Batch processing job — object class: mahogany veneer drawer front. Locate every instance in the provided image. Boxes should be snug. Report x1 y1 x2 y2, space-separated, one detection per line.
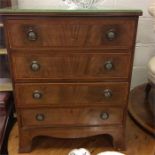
12 52 131 81
6 17 137 49
20 107 123 127
1 10 142 152
15 82 129 107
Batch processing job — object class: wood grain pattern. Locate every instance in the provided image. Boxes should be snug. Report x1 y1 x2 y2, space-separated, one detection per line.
2 11 141 152
6 17 137 49
11 52 131 81
20 107 123 127
15 82 129 107
16 121 126 152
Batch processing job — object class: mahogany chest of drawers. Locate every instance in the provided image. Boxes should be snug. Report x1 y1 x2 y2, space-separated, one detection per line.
1 10 142 152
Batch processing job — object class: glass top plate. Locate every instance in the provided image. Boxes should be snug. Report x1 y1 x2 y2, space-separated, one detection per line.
0 0 142 12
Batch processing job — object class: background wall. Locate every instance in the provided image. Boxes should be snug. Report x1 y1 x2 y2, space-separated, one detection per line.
12 0 155 89
114 0 155 88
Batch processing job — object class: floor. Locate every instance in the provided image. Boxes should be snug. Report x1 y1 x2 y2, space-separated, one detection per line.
8 114 155 155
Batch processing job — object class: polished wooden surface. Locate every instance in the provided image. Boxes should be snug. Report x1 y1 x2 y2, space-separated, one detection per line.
128 84 155 136
15 82 128 107
12 52 131 81
20 107 123 127
8 116 155 155
2 12 141 152
6 17 136 49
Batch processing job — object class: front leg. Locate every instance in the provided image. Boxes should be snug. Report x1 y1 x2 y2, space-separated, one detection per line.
111 130 126 151
18 129 33 153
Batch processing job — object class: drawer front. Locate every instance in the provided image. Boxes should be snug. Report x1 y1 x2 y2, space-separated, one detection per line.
15 82 129 107
6 17 136 49
20 107 124 127
12 52 131 81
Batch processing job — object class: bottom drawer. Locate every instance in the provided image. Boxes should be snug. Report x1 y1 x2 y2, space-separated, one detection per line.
20 107 124 127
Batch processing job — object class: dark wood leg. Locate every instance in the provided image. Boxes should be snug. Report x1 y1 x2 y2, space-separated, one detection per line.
111 130 126 151
18 129 33 153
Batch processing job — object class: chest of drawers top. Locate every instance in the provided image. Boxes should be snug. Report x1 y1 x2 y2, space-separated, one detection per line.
1 10 142 83
6 17 136 49
1 10 142 50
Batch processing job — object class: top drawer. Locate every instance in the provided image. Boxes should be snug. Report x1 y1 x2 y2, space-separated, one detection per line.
5 17 137 49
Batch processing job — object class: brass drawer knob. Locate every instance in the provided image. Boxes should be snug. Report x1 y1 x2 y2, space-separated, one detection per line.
104 61 113 70
31 61 40 71
33 90 42 99
106 29 117 40
103 89 112 98
100 112 109 120
36 114 45 121
27 28 38 41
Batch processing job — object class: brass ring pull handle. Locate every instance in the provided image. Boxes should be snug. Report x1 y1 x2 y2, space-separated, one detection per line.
27 27 38 41
31 61 40 71
104 61 113 71
103 89 112 98
33 90 42 99
100 112 109 120
106 29 117 40
36 114 45 121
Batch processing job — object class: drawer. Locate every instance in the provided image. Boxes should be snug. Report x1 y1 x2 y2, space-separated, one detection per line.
12 52 131 81
6 17 137 49
20 107 124 127
15 82 129 107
